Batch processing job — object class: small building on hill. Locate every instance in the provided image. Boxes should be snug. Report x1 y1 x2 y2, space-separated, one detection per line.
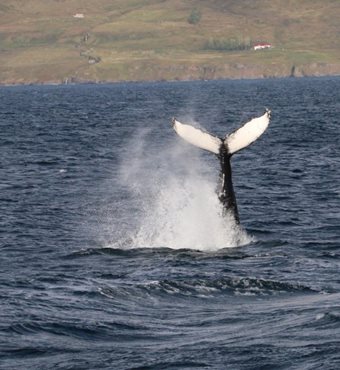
253 43 272 50
73 13 85 19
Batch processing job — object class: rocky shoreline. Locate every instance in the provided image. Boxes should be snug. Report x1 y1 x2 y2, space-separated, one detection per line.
1 62 339 87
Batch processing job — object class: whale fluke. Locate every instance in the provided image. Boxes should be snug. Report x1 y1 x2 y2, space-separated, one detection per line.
171 118 222 154
226 109 270 155
172 110 270 156
171 110 271 224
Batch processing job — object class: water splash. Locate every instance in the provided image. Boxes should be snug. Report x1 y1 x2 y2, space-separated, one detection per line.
115 126 252 251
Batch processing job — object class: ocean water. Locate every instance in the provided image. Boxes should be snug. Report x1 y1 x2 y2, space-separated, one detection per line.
1 77 339 369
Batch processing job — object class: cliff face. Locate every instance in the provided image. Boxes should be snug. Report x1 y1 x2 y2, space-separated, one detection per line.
133 62 340 82
2 61 339 86
0 0 339 85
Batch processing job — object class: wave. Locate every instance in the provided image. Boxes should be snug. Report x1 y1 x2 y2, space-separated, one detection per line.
314 311 340 325
63 244 253 260
145 277 315 296
4 320 147 340
93 277 316 301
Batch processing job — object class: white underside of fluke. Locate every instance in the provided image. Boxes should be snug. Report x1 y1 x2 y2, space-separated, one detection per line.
172 119 221 154
172 110 270 155
226 110 271 154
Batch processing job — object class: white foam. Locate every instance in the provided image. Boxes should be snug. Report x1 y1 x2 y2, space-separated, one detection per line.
131 174 250 250
115 128 252 252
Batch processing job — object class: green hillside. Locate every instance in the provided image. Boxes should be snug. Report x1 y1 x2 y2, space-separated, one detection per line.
0 0 339 84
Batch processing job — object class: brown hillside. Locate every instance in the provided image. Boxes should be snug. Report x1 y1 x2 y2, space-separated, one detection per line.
0 0 339 84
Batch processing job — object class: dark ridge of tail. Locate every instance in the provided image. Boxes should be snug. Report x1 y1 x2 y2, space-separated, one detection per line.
217 149 240 224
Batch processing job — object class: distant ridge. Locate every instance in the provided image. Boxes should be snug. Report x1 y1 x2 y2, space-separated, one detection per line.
0 0 339 85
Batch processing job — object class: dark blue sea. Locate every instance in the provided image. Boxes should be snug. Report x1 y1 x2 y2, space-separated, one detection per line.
1 77 340 370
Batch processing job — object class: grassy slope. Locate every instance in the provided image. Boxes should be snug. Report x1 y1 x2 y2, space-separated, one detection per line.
0 0 339 84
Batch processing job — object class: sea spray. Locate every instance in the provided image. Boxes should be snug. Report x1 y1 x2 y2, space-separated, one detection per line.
112 123 252 251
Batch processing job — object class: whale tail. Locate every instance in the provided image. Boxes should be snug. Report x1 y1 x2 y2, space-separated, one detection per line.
171 109 271 156
171 110 271 224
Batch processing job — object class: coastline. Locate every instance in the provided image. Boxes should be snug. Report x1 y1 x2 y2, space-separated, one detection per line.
1 65 339 88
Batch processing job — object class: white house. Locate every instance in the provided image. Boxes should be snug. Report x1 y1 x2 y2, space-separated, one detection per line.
73 13 85 19
253 43 272 50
